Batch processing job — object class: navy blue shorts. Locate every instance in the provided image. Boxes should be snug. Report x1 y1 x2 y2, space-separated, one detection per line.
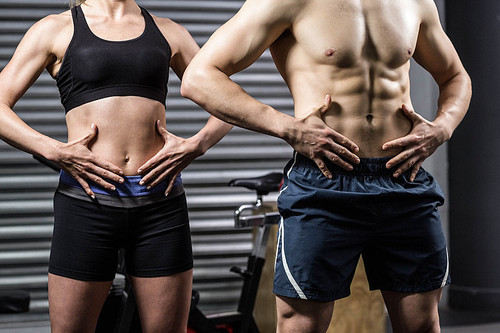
273 153 450 302
49 171 193 281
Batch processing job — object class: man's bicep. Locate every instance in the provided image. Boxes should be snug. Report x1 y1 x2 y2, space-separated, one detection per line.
413 3 464 85
196 1 290 75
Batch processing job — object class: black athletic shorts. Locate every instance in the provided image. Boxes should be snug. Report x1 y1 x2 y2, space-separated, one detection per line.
274 152 449 302
49 172 193 281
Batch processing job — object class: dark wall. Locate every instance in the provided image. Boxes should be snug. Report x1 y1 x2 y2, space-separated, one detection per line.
447 0 500 310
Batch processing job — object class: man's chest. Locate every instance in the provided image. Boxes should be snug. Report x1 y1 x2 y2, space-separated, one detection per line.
291 0 421 68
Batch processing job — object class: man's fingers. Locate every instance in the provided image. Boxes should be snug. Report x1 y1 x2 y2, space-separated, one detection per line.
401 104 414 117
401 104 425 124
304 94 332 119
409 161 423 182
319 95 332 116
315 151 355 176
333 144 360 164
324 152 355 171
385 149 414 170
382 138 404 151
390 155 420 178
385 150 415 169
313 158 332 179
329 130 359 153
382 134 419 151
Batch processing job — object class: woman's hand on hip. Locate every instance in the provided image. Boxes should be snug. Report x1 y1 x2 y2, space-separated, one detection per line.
137 120 204 195
55 124 124 199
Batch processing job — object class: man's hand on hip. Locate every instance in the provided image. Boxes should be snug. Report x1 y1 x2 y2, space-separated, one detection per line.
383 104 449 181
288 95 360 179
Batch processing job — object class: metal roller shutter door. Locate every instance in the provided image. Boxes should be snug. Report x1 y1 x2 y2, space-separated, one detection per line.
0 0 293 323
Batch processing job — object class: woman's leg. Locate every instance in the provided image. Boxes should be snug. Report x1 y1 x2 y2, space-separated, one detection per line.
129 269 193 333
48 273 113 333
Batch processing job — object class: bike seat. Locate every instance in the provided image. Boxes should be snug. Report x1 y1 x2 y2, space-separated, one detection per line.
229 172 283 195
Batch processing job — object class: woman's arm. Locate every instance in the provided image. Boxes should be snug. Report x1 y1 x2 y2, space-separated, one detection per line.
0 13 123 198
138 17 233 194
168 20 234 153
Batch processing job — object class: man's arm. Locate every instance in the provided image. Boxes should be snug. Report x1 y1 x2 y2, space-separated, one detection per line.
138 17 233 194
182 0 360 177
383 0 472 180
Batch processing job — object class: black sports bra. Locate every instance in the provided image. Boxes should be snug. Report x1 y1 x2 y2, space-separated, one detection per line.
56 5 171 113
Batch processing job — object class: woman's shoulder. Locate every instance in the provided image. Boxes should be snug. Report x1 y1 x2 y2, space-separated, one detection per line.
32 10 73 35
149 13 195 52
150 14 189 35
16 10 72 54
23 11 74 75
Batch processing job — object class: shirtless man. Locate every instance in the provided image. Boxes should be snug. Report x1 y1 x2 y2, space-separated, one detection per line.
181 0 471 332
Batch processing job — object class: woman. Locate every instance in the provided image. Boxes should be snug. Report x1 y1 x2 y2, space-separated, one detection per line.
0 0 232 332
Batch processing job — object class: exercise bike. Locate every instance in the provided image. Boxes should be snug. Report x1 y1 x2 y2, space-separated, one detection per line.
187 172 282 333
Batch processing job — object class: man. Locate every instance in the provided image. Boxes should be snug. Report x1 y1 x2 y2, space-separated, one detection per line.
181 0 471 332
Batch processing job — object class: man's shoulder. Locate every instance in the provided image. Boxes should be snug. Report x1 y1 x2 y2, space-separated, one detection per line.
246 0 306 12
242 0 306 22
410 0 440 21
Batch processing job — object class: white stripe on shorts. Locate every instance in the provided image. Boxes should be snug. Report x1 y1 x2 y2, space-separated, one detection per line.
441 247 449 288
278 151 298 197
279 216 307 299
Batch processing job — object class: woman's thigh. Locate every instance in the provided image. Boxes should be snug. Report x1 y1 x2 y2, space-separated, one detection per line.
48 273 113 333
129 269 193 333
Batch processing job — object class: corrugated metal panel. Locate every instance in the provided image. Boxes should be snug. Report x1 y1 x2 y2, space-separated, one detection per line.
0 0 292 322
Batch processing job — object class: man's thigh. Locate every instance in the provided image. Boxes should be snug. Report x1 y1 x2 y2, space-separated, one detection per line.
382 289 443 333
362 169 449 294
276 295 334 333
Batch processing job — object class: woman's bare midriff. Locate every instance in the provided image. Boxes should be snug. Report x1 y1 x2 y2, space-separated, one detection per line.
65 96 166 175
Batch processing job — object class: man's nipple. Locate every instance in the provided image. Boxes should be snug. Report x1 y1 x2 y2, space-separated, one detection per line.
325 48 336 57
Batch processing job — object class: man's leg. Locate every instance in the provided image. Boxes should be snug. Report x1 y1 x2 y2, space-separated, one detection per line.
276 295 334 333
382 288 443 333
129 269 193 333
48 273 113 333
